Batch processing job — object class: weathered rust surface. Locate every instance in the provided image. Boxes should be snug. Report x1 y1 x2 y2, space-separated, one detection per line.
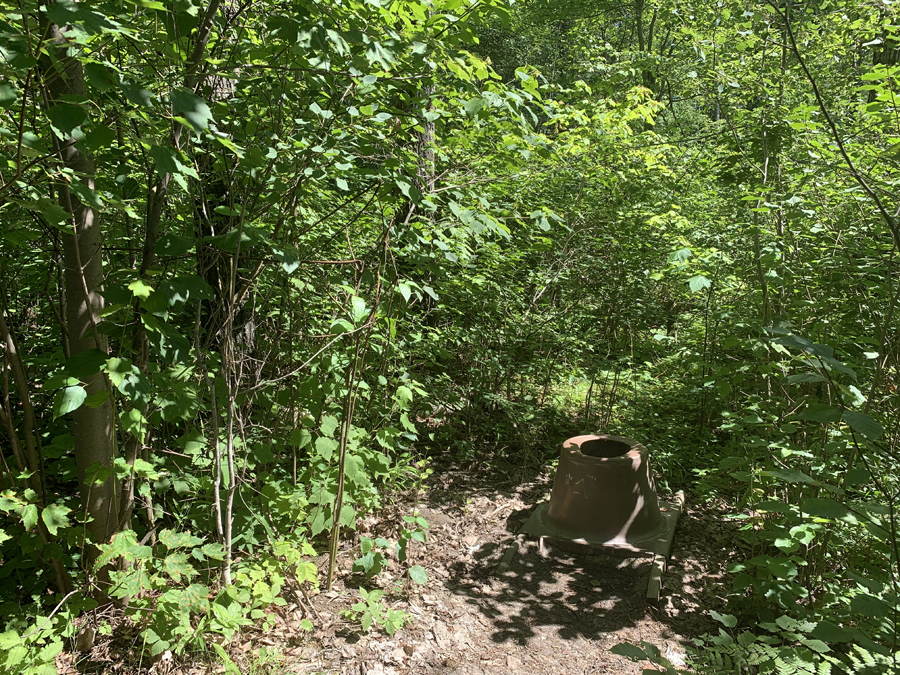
519 435 684 599
544 435 664 545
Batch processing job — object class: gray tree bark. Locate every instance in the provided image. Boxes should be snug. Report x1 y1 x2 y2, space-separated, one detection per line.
41 21 119 575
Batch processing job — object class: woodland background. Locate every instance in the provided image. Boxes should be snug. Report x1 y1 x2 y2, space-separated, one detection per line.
0 0 898 672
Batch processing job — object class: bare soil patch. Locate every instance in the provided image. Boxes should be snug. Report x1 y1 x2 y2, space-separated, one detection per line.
295 459 739 675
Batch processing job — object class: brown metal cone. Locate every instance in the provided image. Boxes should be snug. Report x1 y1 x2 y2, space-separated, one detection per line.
544 435 665 546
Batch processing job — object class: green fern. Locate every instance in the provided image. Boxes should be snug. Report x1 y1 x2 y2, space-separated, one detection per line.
834 643 897 675
689 636 899 675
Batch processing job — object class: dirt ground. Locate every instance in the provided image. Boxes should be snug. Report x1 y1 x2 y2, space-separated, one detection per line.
60 458 740 675
284 460 739 675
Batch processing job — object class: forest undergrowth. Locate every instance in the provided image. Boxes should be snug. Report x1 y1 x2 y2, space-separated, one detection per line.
1 0 899 673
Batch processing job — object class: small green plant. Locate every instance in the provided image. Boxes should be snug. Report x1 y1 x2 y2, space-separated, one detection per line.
610 641 689 674
0 596 89 675
353 537 391 580
686 611 898 675
341 588 409 635
95 531 319 657
399 514 429 586
352 513 429 586
212 643 242 675
397 514 428 564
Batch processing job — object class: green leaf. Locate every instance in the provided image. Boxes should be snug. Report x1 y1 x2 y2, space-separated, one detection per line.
802 498 854 522
800 638 830 654
610 642 648 661
396 385 413 404
785 373 825 384
0 493 22 513
170 88 213 131
810 621 855 643
710 610 737 628
79 124 116 152
162 551 196 582
339 503 356 527
47 104 87 135
465 97 486 118
314 437 337 462
159 528 204 549
94 530 151 569
408 564 428 585
770 334 835 359
84 62 117 91
845 467 870 485
154 233 195 257
289 428 312 448
851 593 891 617
688 275 711 293
53 385 87 418
344 453 368 486
330 318 354 334
46 0 120 34
117 370 152 406
763 469 815 484
200 543 225 560
179 584 211 612
320 415 339 438
119 81 154 107
109 568 145 599
842 411 884 440
400 412 416 432
22 503 38 531
271 245 300 273
28 198 71 225
397 283 412 303
0 83 18 107
350 296 367 323
66 348 108 379
144 275 213 313
0 630 21 650
133 457 158 479
669 248 692 263
797 404 841 424
120 408 148 442
83 390 110 408
46 370 79 390
128 279 154 300
41 504 71 536
150 145 198 180
353 550 383 578
105 357 136 388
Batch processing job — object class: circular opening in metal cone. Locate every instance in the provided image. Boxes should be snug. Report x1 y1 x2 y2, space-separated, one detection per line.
579 438 631 458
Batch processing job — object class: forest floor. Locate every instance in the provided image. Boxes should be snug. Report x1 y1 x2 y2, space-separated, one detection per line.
61 456 741 675
242 455 739 675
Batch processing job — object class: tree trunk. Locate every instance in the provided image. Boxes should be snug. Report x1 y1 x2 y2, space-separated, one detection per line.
41 21 119 575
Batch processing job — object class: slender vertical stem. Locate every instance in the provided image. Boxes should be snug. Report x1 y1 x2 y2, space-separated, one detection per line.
326 331 364 590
